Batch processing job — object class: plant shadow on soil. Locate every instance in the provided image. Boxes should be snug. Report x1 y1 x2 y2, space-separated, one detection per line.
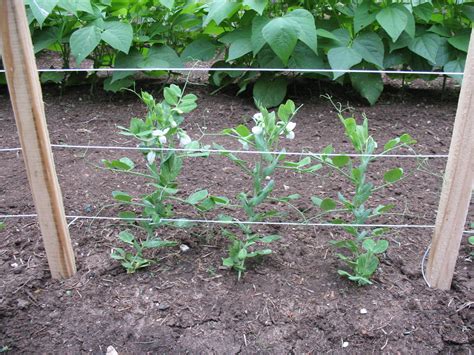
0 78 472 353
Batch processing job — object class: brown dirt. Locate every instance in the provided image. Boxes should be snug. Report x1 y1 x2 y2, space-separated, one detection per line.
0 79 472 353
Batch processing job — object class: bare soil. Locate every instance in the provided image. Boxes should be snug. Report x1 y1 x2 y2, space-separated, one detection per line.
0 79 472 353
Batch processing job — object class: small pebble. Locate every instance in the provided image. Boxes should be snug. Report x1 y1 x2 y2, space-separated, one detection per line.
10 262 18 268
158 304 170 311
342 341 349 348
360 308 368 314
106 345 118 355
180 244 190 252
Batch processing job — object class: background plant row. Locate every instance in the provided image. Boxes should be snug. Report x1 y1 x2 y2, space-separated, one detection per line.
11 0 474 105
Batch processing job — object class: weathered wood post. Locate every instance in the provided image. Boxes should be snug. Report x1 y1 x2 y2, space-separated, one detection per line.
426 29 474 290
0 0 76 278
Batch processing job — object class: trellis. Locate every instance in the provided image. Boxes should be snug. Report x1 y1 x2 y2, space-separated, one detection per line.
0 1 472 289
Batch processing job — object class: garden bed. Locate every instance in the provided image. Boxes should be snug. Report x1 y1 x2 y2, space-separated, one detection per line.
0 81 472 353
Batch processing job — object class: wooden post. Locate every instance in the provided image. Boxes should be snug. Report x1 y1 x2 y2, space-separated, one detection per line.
426 29 474 290
0 1 76 278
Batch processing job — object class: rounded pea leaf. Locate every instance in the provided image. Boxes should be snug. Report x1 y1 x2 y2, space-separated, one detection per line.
187 189 209 205
320 198 337 211
383 167 404 183
332 155 350 168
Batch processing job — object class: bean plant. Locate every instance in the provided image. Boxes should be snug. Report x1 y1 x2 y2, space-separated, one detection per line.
104 84 216 272
311 97 416 285
216 100 320 279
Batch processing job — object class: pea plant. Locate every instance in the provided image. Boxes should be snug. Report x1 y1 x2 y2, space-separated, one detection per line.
216 100 320 279
311 97 416 285
104 84 213 272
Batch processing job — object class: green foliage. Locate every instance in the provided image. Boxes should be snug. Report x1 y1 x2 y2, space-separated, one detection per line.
311 96 416 285
111 231 177 273
0 221 4 230
25 1 471 104
104 84 210 272
217 100 318 279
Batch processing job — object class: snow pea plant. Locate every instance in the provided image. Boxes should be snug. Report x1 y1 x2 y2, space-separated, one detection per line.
104 85 212 273
311 97 416 285
216 100 320 279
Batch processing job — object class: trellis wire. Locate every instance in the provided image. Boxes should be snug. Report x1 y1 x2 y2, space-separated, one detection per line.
0 67 465 76
1 213 473 234
0 144 450 159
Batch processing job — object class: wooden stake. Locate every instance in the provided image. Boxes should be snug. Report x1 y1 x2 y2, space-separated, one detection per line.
0 1 76 278
426 30 474 290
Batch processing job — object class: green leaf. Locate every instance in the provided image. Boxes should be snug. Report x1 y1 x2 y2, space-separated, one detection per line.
187 189 209 205
251 16 271 55
383 167 404 183
57 0 94 14
253 77 287 108
353 1 376 33
112 191 132 202
142 239 177 248
221 29 253 61
332 155 350 168
70 25 102 64
40 72 65 84
352 32 384 68
408 33 442 64
243 0 267 15
284 9 318 55
262 18 298 65
103 157 135 171
373 240 389 254
101 21 133 54
413 2 433 22
288 42 325 70
350 72 384 105
181 38 217 61
327 47 362 79
26 0 58 26
461 4 474 22
222 257 235 267
448 33 470 53
376 5 408 42
311 196 322 207
258 235 281 243
238 248 248 260
33 27 58 53
159 0 174 10
142 45 183 68
164 84 181 105
118 231 135 244
103 77 134 92
112 48 143 82
203 0 240 26
444 56 465 82
320 198 337 211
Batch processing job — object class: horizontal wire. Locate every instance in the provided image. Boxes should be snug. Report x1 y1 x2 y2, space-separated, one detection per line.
1 213 473 234
0 67 464 76
0 144 449 159
2 214 472 233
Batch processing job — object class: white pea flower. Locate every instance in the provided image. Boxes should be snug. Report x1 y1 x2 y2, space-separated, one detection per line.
252 112 263 123
152 128 169 145
178 132 192 147
286 121 296 132
170 119 178 128
286 131 295 140
252 125 263 135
